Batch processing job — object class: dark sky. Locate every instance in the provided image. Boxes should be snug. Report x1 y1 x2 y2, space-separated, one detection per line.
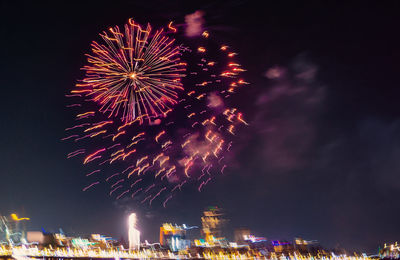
1 0 399 253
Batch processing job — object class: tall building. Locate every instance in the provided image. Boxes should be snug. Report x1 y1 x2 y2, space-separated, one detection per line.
201 206 226 243
128 213 140 250
159 223 195 251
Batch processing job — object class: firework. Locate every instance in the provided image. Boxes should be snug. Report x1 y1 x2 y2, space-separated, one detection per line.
76 19 186 124
64 18 249 207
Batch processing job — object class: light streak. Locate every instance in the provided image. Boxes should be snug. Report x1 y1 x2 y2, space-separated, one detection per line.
149 187 166 205
83 181 99 191
62 135 79 141
155 130 166 142
116 189 129 200
168 21 177 33
131 188 143 198
84 148 106 164
106 173 120 182
86 169 101 176
112 131 126 141
221 164 227 174
109 185 122 195
163 195 173 208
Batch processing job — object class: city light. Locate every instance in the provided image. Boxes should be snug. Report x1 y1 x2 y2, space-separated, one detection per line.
0 209 386 259
128 213 140 250
10 214 30 222
0 244 377 260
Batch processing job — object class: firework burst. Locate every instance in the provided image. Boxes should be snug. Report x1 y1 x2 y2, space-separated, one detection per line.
64 18 249 207
75 19 186 124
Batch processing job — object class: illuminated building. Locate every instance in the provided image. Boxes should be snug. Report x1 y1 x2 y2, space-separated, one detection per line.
128 213 140 250
380 242 400 259
294 237 320 254
27 231 61 247
234 228 251 244
91 234 116 249
0 209 379 259
71 238 97 249
201 206 226 243
159 223 196 251
0 213 29 245
272 240 293 254
244 235 267 243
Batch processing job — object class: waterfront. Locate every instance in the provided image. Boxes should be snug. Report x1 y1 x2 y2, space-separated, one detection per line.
0 245 381 260
1 210 397 260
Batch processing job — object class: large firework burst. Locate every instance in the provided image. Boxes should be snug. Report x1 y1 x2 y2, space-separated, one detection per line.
64 19 249 207
75 19 186 124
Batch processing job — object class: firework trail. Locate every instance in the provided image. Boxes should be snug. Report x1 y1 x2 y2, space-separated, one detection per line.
64 18 249 206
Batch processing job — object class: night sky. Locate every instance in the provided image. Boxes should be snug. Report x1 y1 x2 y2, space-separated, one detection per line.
1 0 399 253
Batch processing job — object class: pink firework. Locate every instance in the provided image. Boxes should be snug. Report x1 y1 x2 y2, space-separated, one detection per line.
64 18 249 207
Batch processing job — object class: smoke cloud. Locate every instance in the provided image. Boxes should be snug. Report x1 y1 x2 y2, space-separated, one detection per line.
253 55 325 172
185 11 205 37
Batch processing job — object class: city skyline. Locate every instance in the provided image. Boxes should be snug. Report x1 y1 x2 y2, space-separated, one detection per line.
0 208 378 254
4 209 395 259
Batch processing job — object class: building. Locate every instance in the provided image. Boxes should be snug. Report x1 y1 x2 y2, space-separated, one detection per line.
0 214 29 245
294 237 321 254
159 223 195 251
380 242 400 259
201 206 226 243
234 228 251 244
128 213 140 250
272 240 293 254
